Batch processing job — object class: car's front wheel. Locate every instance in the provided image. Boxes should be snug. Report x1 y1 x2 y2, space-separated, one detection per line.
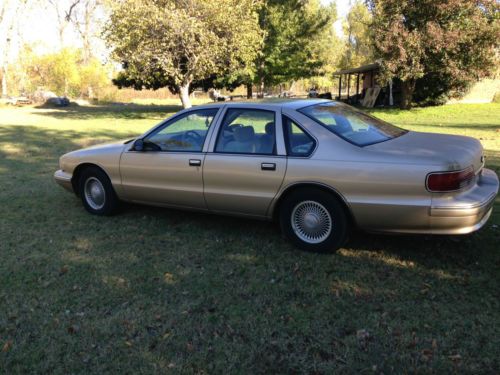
78 166 119 215
279 188 349 253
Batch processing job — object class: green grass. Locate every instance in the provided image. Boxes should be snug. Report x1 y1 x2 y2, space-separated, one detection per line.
0 103 499 373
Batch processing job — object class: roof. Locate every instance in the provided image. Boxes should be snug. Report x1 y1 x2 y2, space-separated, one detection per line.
333 62 380 75
196 98 332 111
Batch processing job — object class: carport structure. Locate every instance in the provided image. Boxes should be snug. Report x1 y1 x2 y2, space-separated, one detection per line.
333 62 380 105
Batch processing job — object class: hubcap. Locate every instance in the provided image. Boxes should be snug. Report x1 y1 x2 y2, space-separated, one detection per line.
84 177 106 210
291 200 332 244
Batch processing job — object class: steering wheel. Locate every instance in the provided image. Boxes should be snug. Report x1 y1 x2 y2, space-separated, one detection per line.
184 130 203 147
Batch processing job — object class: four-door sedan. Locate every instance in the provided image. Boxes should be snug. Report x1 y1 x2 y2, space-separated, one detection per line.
54 99 499 252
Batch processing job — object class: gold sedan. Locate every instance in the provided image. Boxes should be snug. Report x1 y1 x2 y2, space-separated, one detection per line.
54 100 499 252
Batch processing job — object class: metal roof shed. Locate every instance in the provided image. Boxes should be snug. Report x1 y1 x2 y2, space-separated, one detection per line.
333 62 380 105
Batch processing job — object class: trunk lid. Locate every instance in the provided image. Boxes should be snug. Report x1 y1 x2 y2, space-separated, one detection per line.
367 131 484 173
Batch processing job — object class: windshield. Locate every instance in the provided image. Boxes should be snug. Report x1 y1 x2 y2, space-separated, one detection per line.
299 102 407 146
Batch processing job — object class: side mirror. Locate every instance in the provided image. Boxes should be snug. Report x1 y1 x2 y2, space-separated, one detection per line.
133 139 144 151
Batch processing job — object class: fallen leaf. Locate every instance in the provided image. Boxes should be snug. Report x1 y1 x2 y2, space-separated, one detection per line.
2 340 13 352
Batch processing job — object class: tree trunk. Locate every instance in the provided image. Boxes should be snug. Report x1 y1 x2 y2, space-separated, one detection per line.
400 79 416 109
87 85 94 100
246 83 253 99
1 65 7 98
258 77 265 99
179 83 192 109
64 77 69 97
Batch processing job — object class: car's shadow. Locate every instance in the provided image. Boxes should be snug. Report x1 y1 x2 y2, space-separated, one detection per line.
117 200 496 270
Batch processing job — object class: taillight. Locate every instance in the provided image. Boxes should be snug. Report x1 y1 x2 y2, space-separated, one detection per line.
426 166 475 192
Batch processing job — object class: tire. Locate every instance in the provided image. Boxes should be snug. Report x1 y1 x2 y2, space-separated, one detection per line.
279 188 349 253
78 166 119 216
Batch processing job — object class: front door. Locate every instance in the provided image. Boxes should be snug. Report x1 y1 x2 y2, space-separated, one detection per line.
120 108 219 210
203 107 286 217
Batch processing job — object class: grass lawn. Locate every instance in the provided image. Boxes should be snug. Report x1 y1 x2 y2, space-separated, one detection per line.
0 102 499 373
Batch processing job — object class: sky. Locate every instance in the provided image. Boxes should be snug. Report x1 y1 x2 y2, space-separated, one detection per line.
324 0 352 35
9 0 352 60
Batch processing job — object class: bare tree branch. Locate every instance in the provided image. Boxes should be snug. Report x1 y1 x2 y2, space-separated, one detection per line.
65 0 81 21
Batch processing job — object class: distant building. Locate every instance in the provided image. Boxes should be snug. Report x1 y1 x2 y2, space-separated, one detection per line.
333 62 401 107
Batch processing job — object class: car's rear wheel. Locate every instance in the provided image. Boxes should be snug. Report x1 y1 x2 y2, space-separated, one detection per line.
279 188 349 253
78 167 118 215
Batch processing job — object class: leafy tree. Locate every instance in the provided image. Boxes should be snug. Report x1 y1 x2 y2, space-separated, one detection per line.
19 46 109 98
25 48 80 96
104 0 263 108
368 0 500 108
339 1 373 70
254 0 336 95
79 57 111 98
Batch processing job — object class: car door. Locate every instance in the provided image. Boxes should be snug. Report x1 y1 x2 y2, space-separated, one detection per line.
120 107 220 210
203 106 287 217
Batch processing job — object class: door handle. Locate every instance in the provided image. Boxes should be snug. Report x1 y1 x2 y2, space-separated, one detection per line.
189 159 202 166
261 163 276 171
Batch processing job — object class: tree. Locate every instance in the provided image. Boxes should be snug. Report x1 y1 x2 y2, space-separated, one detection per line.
254 0 336 95
0 0 30 98
67 0 105 64
368 0 500 109
339 1 373 69
104 0 263 108
47 0 82 48
19 46 110 98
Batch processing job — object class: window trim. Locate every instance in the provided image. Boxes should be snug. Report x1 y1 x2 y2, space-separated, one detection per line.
131 107 221 153
282 115 317 158
213 108 278 156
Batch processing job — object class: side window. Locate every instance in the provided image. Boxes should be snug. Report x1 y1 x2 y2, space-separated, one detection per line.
145 109 218 152
283 116 316 157
215 109 276 155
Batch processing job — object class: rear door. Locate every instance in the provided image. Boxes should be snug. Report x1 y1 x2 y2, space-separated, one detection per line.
203 106 287 218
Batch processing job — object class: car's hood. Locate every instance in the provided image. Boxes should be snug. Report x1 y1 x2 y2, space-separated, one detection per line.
366 131 484 172
60 139 131 174
76 139 132 152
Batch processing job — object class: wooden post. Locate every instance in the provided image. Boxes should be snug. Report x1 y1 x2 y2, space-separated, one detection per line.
389 79 394 106
356 73 360 104
347 74 351 102
338 75 342 100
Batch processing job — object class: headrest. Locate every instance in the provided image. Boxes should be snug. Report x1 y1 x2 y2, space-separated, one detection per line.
234 126 255 142
229 123 244 131
265 122 275 135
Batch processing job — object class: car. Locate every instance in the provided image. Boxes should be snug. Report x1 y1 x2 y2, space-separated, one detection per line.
54 99 499 252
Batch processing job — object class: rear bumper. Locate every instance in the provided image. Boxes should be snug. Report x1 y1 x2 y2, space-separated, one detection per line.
54 170 74 193
428 168 498 234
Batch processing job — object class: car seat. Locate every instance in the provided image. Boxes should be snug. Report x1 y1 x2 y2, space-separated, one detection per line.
258 122 275 154
224 126 256 153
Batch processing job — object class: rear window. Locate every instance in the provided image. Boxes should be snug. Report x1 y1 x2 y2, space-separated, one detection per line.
299 102 407 146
